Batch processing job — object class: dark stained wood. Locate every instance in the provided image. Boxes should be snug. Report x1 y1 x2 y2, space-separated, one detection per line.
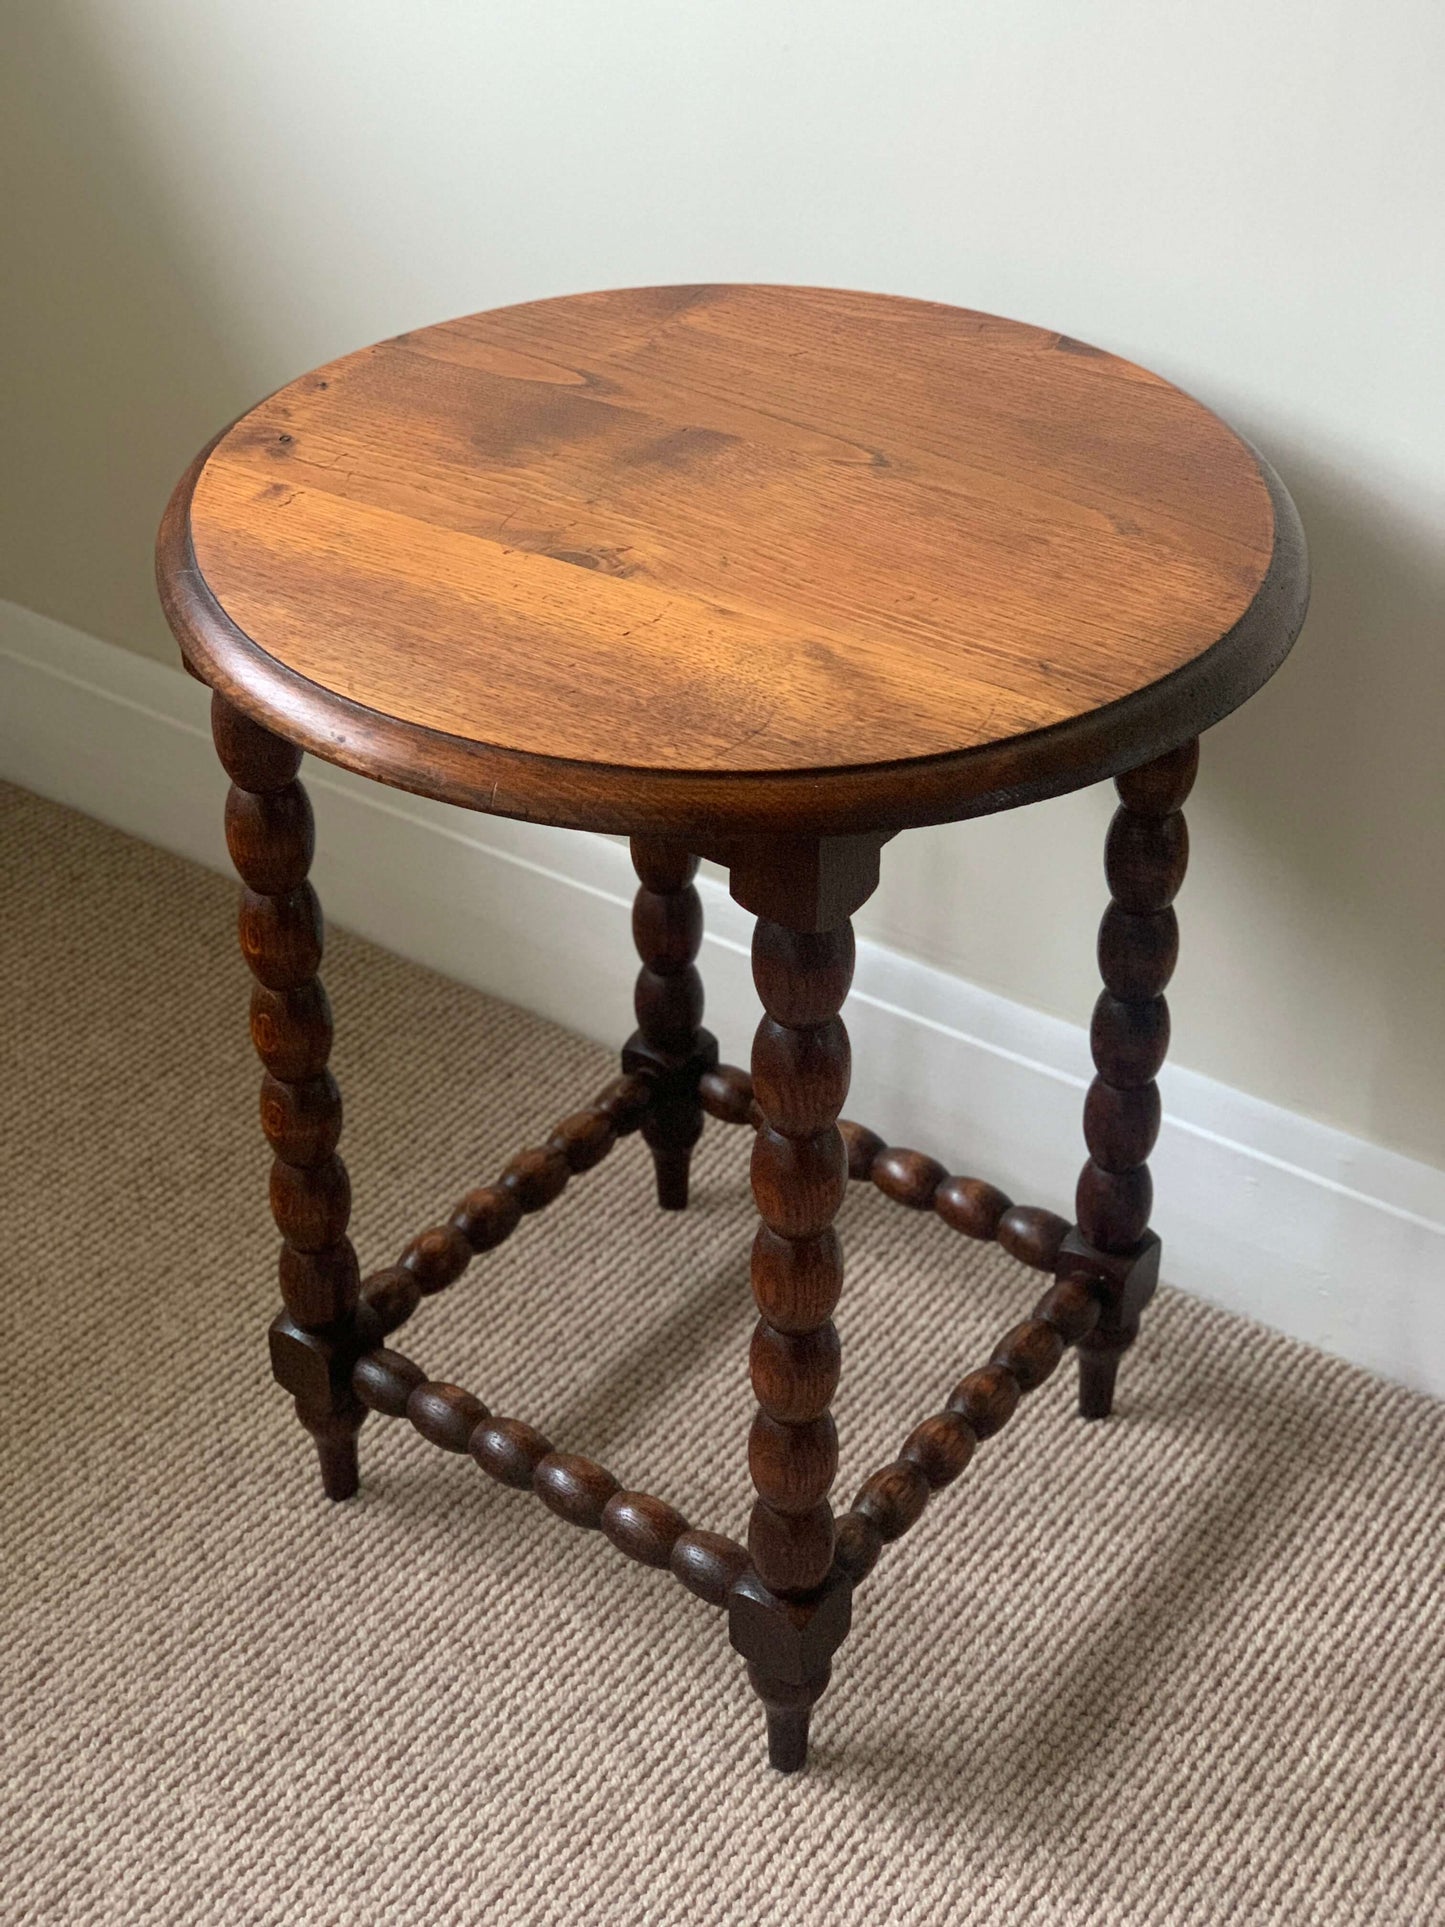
159 287 1307 840
450 1183 523 1250
470 1416 554 1489
833 1511 885 1584
870 1147 947 1210
743 1667 824 1776
669 1530 750 1607
839 1119 885 1180
685 1065 1184 1427
169 295 1306 1777
1034 1277 1103 1345
749 1321 842 1424
354 1265 422 1346
714 831 889 929
399 1223 472 1294
748 1413 839 1513
838 1267 1109 1585
601 1491 690 1569
946 1365 1021 1439
1090 992 1171 1087
899 1412 978 1489
592 1072 653 1134
276 1244 359 1330
934 1175 1012 1240
359 1075 638 1335
352 1347 427 1417
270 1153 351 1251
750 1226 844 1336
736 885 863 1770
1115 738 1201 814
851 1460 931 1542
750 1128 849 1242
622 838 716 1209
407 1381 489 1452
225 782 314 894
728 1568 853 1772
259 1071 342 1166
746 913 854 1592
1096 905 1179 1002
499 1144 572 1212
250 981 332 1083
1075 1162 1153 1248
698 1062 758 1126
547 1108 617 1172
238 885 322 990
989 1319 1067 1393
377 1384 752 1607
219 692 365 1499
1074 741 1198 1418
751 1018 851 1138
533 1452 621 1528
212 697 301 791
745 1500 835 1598
996 1204 1072 1272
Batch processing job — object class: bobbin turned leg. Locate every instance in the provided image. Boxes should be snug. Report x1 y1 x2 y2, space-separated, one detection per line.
213 694 365 1497
720 845 878 1772
622 838 717 1210
1069 739 1198 1420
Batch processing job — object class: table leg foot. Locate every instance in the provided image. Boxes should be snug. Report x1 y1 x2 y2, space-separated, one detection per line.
1077 1332 1130 1420
749 1667 827 1772
298 1400 365 1499
649 1143 693 1211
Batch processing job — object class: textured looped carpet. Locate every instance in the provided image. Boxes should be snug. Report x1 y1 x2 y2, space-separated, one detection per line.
2 781 1442 1925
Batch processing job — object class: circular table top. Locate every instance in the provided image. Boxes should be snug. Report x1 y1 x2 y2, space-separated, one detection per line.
159 284 1307 837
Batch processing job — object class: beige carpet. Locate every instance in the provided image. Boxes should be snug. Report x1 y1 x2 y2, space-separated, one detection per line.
1 779 1441 1926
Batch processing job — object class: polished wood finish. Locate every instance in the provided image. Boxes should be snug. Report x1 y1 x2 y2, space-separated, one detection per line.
160 287 1307 840
601 1491 690 1569
728 1567 853 1773
934 1175 1012 1240
996 1204 1072 1272
1074 740 1197 1418
408 1381 489 1453
534 1451 622 1528
217 693 365 1500
714 830 889 929
352 1347 426 1417
352 1344 749 1607
746 916 854 1595
669 1531 751 1608
698 1062 759 1128
731 893 859 1769
836 1269 1105 1585
470 1416 555 1489
870 1147 947 1210
351 1265 422 1346
622 838 717 1209
348 1071 648 1351
162 290 1306 1779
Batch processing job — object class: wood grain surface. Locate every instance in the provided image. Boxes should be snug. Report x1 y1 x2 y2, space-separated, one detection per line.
160 285 1307 835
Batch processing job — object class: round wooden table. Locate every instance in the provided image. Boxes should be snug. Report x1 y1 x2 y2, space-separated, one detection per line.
157 284 1309 1772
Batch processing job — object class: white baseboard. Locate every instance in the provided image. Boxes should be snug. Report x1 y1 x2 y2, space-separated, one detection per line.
4 598 1443 1398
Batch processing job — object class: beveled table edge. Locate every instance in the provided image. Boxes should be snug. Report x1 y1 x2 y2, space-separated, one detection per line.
156 432 1308 840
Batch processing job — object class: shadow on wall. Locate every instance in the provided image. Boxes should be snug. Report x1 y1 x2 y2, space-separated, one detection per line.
1 4 1441 1166
857 434 1445 1165
1197 439 1445 1153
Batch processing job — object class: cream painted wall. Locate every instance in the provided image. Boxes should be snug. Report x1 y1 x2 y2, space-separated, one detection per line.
3 0 1442 1165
